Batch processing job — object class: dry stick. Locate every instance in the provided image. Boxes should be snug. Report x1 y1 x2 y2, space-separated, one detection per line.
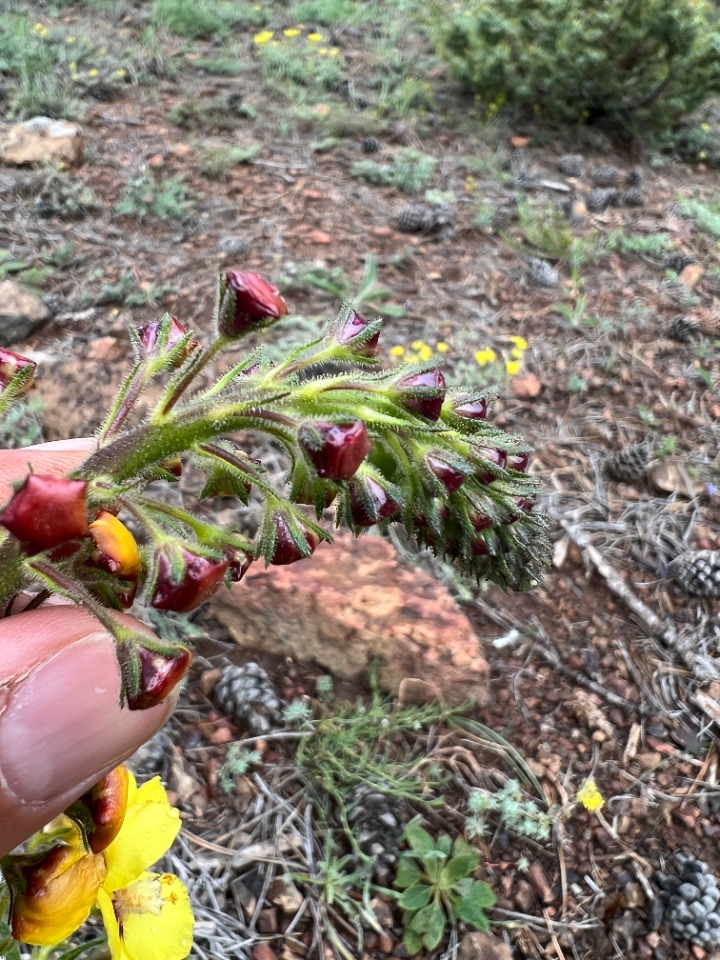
557 520 720 725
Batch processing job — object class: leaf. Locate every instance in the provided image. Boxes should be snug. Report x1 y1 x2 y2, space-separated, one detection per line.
403 816 436 855
443 851 480 885
403 928 423 956
454 881 496 930
422 901 447 952
451 834 476 859
436 834 452 856
398 883 433 911
395 856 424 889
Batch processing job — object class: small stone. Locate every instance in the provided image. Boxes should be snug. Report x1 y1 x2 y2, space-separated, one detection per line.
218 235 249 256
377 931 394 953
0 279 50 343
457 931 513 960
257 908 278 933
0 116 83 167
527 257 560 287
528 861 554 904
252 945 278 960
397 677 441 705
268 878 304 914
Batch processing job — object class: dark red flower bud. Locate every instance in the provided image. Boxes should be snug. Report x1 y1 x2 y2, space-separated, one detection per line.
270 516 320 565
81 765 130 854
224 547 253 582
469 511 493 532
337 308 380 357
220 271 288 337
425 451 468 494
471 534 491 556
474 447 507 484
453 397 487 420
127 644 192 711
299 420 372 480
151 546 229 613
349 477 401 527
0 475 88 552
0 348 36 394
158 455 183 478
396 368 446 421
507 452 530 472
137 315 198 367
505 497 535 524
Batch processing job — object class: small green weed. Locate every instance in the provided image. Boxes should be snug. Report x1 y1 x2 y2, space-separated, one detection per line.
291 0 372 24
196 144 261 180
465 779 552 841
287 254 405 317
257 36 346 98
217 745 263 793
395 817 495 955
567 374 588 394
115 173 194 221
658 435 678 457
0 395 44 449
352 149 436 195
167 95 246 131
606 230 675 258
152 0 229 39
678 198 720 238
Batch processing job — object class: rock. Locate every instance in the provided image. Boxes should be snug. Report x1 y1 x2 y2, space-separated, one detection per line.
457 931 513 960
0 280 50 343
218 235 249 256
398 677 441 705
251 945 278 960
0 117 83 167
208 533 490 706
267 877 304 914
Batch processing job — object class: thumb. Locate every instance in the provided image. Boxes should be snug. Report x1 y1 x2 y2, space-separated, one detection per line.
0 607 177 856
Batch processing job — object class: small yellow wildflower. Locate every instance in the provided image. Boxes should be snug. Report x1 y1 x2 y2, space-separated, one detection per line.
474 347 497 367
253 4 262 8
510 347 524 360
418 345 433 361
33 22 44 32
114 68 126 78
576 779 604 812
390 345 405 357
253 30 274 45
318 47 328 55
69 60 77 72
436 341 449 353
99 47 107 55
66 36 75 43
88 68 99 78
307 32 323 42
329 48 339 57
701 122 711 132
509 335 528 351
505 359 521 376
699 151 708 160
284 28 300 37
411 340 427 351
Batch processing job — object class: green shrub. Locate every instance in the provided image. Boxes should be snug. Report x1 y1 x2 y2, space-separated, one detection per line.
424 0 720 133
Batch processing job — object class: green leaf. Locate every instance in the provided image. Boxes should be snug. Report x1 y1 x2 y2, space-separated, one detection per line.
452 833 476 858
403 928 423 955
395 856 424 889
403 816 436 855
443 851 480 885
398 883 433 911
454 881 496 930
422 901 447 952
436 833 452 856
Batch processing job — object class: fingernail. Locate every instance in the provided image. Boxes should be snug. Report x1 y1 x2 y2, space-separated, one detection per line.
0 636 175 804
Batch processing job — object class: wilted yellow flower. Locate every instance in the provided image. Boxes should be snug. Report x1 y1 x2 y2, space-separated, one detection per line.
88 68 99 77
307 32 323 42
576 779 604 812
284 28 300 36
509 335 528 351
253 30 274 44
436 341 449 353
390 345 405 357
505 359 521 376
474 347 497 367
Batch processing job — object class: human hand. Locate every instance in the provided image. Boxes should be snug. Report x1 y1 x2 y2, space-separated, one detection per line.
0 440 177 856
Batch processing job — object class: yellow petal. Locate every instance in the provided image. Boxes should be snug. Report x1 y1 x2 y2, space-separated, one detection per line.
99 874 193 960
102 777 180 892
13 848 106 946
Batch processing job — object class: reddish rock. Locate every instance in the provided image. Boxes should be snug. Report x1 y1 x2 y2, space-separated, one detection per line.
208 533 489 706
252 945 278 960
458 931 513 960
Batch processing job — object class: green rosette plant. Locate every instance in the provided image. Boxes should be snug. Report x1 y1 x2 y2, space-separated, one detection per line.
0 269 551 711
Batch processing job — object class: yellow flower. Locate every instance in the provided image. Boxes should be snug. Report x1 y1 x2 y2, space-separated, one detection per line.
411 340 427 351
69 60 77 72
418 345 433 361
66 36 76 43
505 359 521 376
436 341 449 353
33 22 44 32
253 30 274 44
510 347 524 360
318 47 328 55
115 67 126 77
89 512 141 578
701 122 711 132
307 32 323 42
284 28 300 36
329 48 339 57
390 345 405 357
88 68 99 78
509 335 528 351
576 779 604 812
474 347 497 367
12 769 193 959
699 151 708 159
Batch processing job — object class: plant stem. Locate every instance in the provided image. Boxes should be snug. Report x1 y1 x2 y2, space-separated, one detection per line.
156 337 228 418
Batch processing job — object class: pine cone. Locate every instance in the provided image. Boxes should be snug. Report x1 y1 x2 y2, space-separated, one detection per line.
346 785 405 883
625 169 643 186
393 203 451 234
527 257 559 287
667 551 720 598
593 165 621 187
558 154 583 177
665 252 696 274
603 443 651 484
213 662 284 733
128 728 174 779
655 852 720 948
362 136 379 155
586 188 620 212
667 316 701 343
622 188 644 207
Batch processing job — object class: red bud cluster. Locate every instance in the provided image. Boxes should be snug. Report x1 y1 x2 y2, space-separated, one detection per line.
219 271 288 337
270 516 320 565
150 546 229 613
127 643 192 711
299 420 372 480
396 368 447 421
0 475 88 553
